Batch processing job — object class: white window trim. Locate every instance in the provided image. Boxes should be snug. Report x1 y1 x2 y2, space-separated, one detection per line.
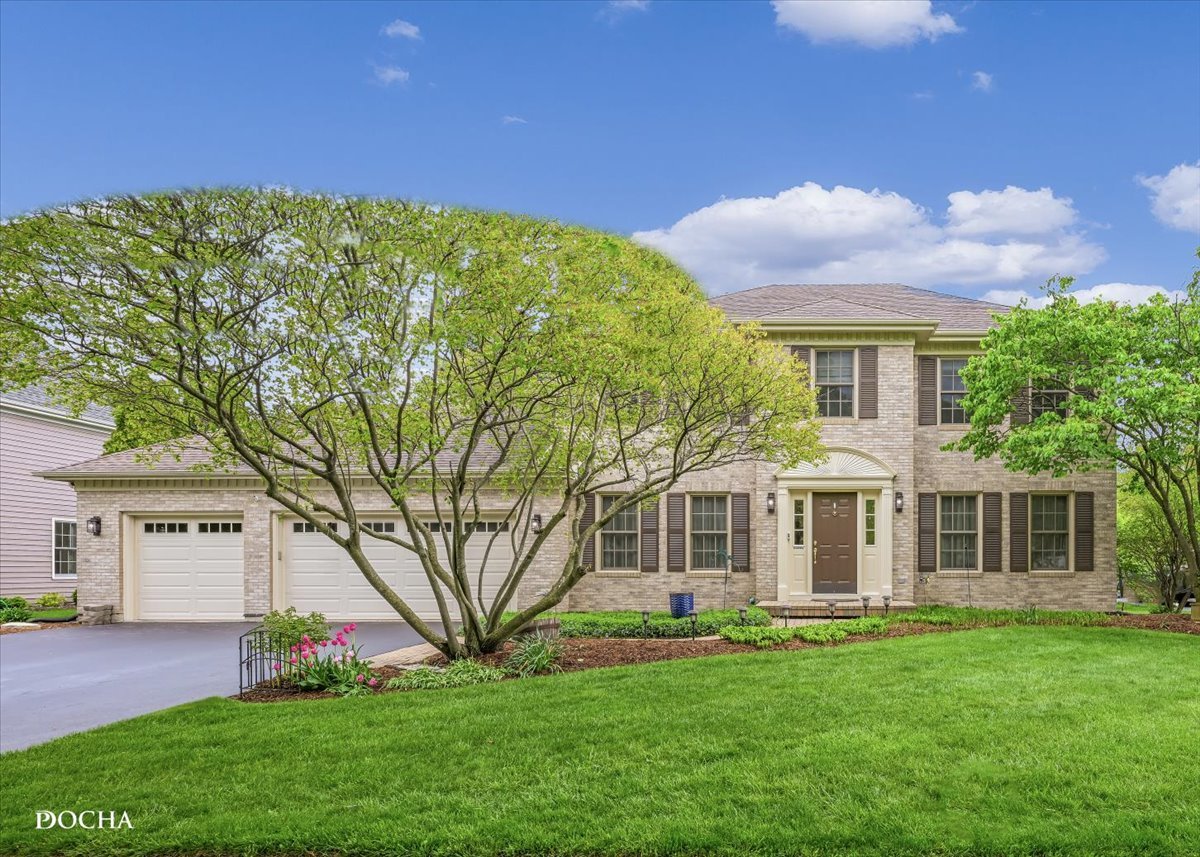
938 357 969 426
51 517 78 580
597 495 641 574
935 493 982 575
1029 492 1074 574
686 493 732 576
812 348 857 421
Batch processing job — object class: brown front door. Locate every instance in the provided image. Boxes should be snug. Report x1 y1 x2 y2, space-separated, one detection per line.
812 493 857 593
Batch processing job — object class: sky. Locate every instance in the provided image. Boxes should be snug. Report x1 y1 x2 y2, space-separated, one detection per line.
1 0 1198 303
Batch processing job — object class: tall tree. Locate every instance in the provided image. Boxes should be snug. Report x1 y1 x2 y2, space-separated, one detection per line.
0 190 821 657
1116 479 1191 611
950 266 1200 585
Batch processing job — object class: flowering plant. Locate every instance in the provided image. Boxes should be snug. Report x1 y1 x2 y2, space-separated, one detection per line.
272 623 379 697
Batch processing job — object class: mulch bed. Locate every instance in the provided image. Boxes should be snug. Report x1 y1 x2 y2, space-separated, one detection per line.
235 614 1196 703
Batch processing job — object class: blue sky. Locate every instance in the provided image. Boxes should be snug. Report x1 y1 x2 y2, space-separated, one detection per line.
2 0 1197 301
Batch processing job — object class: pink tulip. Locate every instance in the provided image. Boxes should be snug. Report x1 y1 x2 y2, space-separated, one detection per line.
347 623 357 632
290 644 298 653
289 656 298 665
302 635 311 643
368 678 378 687
272 663 281 672
342 625 352 634
355 674 365 683
320 639 328 647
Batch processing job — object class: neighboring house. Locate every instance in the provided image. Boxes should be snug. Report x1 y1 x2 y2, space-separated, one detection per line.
0 387 114 600
40 285 1116 622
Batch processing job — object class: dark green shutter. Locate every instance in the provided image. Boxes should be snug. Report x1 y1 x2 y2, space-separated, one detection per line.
731 493 750 572
1074 492 1094 571
982 492 1002 571
580 493 596 570
640 500 659 573
918 493 937 573
1010 493 1029 572
667 494 685 572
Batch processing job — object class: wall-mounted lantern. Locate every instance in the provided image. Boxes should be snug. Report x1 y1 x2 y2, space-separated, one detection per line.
766 492 776 514
531 514 542 534
894 492 904 514
85 515 102 536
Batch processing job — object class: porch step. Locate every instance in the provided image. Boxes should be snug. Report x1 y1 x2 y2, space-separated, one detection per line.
757 599 917 619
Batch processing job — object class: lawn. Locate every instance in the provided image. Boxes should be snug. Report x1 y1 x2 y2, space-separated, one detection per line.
1 626 1197 856
29 608 77 621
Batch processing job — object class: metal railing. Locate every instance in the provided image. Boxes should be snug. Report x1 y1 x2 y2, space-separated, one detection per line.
238 625 298 697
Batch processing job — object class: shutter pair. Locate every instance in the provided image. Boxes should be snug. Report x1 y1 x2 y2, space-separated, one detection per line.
791 346 878 419
664 493 751 573
578 495 661 573
918 491 1094 573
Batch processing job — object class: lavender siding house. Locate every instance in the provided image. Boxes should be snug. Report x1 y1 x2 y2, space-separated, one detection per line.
0 388 113 600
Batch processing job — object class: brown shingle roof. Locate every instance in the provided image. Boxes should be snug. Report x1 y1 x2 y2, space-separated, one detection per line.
710 283 1007 330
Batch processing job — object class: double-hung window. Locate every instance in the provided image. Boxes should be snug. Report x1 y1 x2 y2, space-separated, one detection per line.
1031 384 1069 419
690 495 728 570
1031 494 1070 570
52 519 77 578
939 495 977 570
600 496 639 571
940 358 968 424
814 350 854 418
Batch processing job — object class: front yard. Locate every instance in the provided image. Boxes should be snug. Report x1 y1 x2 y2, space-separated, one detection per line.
0 625 1197 856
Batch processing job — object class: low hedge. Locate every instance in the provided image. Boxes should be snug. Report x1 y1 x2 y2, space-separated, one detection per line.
718 616 889 648
893 605 1109 628
553 607 771 639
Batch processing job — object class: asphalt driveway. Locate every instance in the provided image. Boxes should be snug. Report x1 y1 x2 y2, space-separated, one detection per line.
0 621 434 752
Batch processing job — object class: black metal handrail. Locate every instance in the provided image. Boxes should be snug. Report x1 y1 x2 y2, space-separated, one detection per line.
238 625 298 697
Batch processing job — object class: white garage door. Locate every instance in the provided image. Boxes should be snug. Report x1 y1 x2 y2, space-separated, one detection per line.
137 519 245 620
284 518 514 622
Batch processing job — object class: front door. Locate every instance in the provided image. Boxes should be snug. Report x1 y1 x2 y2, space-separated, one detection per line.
812 493 857 593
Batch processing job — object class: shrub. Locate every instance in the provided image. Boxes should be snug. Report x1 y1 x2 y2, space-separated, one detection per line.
894 605 1109 629
718 625 794 648
0 596 29 611
837 616 889 636
385 659 509 691
504 633 565 676
262 607 330 651
34 592 67 610
281 623 378 697
71 589 78 605
794 623 848 644
553 607 771 639
1 605 34 623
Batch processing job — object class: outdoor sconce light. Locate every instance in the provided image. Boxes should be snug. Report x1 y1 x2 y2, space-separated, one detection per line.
882 594 893 617
531 514 542 534
861 595 871 618
642 609 651 637
826 599 838 620
766 492 776 514
85 515 102 536
738 606 748 626
688 609 698 641
781 604 790 628
895 492 904 514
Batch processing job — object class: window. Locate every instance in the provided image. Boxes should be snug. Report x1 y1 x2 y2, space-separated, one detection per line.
1031 494 1070 570
792 498 805 547
690 495 728 570
198 522 242 534
427 521 509 535
52 520 76 578
814 350 854 418
600 496 639 570
940 358 968 424
865 499 876 546
939 495 977 570
1032 387 1069 419
292 522 337 534
363 521 396 534
144 522 188 534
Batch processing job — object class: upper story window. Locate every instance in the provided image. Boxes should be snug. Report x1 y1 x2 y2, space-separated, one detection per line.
52 519 77 578
814 350 854 418
600 496 639 571
1031 494 1070 570
1031 385 1069 419
939 358 968 424
690 495 728 570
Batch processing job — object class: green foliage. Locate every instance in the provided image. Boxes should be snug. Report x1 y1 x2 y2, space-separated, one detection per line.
384 659 509 691
33 592 67 610
792 623 849 644
835 616 889 636
894 605 1109 628
503 634 565 677
718 617 887 648
0 605 33 623
717 625 794 648
554 607 772 638
261 607 329 650
0 596 29 611
1117 476 1191 612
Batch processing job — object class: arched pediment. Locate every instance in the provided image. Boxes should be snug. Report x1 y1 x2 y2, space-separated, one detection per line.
779 448 895 480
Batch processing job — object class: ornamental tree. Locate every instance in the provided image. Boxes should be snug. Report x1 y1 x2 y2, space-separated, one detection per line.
949 268 1200 585
0 189 821 658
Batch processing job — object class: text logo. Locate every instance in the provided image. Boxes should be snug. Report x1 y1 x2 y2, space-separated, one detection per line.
36 810 132 830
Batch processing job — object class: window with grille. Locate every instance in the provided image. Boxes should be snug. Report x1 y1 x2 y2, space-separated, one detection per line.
939 495 977 570
940 358 968 424
600 496 639 570
144 522 189 534
814 350 855 418
52 520 77 578
292 522 337 534
363 521 396 533
690 495 728 570
198 522 242 534
1031 386 1069 419
793 498 805 546
865 499 877 546
1031 495 1070 570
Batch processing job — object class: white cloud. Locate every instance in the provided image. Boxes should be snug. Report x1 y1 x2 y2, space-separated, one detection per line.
382 19 421 40
971 70 993 92
983 283 1185 308
911 90 935 101
372 65 410 86
946 186 1077 237
598 0 649 23
501 115 528 125
772 0 962 48
632 182 1107 294
1138 162 1200 232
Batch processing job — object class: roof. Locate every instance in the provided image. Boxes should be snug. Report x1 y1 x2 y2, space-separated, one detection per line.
710 284 1008 331
0 385 115 429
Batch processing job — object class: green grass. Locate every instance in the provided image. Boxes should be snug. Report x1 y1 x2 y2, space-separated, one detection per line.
29 608 77 621
1117 601 1159 614
1 627 1197 856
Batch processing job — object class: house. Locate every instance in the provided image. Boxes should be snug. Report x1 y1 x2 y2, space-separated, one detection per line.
40 285 1116 622
1 387 114 601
